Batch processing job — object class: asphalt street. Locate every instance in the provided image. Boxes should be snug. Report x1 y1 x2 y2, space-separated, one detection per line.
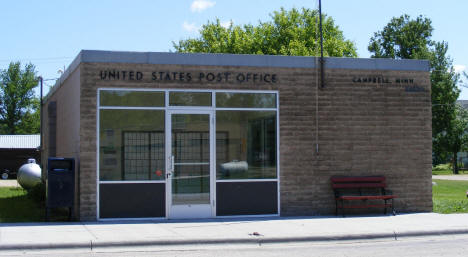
2 234 468 257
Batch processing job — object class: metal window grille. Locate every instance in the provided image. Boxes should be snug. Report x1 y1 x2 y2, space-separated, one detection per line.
122 131 165 180
122 131 228 180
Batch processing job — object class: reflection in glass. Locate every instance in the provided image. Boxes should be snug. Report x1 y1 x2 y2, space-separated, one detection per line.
100 90 164 107
216 93 276 108
172 114 210 205
216 111 276 179
169 92 212 106
99 110 165 181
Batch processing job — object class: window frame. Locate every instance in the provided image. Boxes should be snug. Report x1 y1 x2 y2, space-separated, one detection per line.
97 88 280 219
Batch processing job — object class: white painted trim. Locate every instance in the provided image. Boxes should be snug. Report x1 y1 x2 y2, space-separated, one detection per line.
215 108 277 111
99 88 166 92
212 112 217 217
276 91 281 215
165 90 169 108
211 92 216 108
164 107 170 218
96 88 280 220
167 105 213 110
215 214 280 219
99 180 166 184
168 89 217 93
97 217 166 222
98 88 277 94
98 106 165 110
175 162 210 166
216 179 278 183
167 88 277 93
96 89 100 220
166 110 215 219
213 89 278 94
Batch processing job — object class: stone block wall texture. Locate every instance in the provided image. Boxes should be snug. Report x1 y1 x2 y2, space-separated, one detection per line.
42 66 81 218
44 60 431 221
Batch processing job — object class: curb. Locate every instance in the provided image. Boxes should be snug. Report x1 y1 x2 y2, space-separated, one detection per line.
2 229 468 251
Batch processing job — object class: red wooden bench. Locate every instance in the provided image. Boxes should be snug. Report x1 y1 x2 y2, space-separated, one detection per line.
331 176 397 216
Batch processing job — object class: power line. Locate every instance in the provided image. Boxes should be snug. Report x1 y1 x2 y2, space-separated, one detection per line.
0 57 73 63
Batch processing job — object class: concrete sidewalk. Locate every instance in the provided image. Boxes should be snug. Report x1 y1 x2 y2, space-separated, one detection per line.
1 213 468 251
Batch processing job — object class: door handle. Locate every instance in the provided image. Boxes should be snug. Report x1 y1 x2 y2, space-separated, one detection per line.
170 155 175 172
166 156 175 180
168 156 174 172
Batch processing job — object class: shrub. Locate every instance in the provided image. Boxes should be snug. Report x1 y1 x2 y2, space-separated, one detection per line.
433 163 451 171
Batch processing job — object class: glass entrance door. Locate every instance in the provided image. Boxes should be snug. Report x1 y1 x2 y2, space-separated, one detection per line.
167 111 214 219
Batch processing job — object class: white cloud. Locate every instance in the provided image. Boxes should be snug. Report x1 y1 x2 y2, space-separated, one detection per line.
454 64 466 73
220 20 232 28
182 22 199 33
190 0 215 12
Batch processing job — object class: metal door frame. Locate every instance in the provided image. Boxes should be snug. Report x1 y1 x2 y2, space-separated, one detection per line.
165 109 215 219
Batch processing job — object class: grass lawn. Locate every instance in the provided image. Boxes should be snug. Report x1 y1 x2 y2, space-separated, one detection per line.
0 187 45 222
0 187 69 222
433 179 468 213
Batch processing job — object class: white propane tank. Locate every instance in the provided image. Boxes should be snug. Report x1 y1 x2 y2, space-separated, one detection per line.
220 160 248 176
17 159 42 189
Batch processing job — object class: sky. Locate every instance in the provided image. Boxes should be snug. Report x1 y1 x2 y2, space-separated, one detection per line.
1 0 467 98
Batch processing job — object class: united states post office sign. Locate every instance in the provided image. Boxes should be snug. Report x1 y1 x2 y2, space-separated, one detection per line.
99 70 278 84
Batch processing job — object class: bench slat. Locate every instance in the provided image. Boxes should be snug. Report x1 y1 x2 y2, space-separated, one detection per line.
331 176 385 183
337 195 396 200
332 183 386 189
340 204 393 209
330 175 396 216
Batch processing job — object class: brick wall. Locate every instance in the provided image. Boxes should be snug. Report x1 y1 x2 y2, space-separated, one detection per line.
71 61 432 220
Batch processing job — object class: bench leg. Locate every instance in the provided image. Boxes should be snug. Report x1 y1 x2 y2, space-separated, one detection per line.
341 199 345 217
335 199 338 216
384 199 388 215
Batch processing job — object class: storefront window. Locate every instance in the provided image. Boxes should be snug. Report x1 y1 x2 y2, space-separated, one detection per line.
100 90 164 107
99 109 165 181
216 111 277 179
216 92 276 108
169 92 212 106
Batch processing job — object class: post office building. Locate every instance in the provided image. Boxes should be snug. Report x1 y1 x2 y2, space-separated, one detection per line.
41 50 432 221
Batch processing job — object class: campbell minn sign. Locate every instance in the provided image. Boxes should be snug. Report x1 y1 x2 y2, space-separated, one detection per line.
99 69 278 84
352 75 427 92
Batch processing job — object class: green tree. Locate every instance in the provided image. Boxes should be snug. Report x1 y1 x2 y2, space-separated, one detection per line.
0 62 40 134
368 14 433 59
174 7 357 57
435 105 468 174
368 14 460 165
430 42 460 153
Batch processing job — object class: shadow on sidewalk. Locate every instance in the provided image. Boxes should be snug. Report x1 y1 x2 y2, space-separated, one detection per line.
0 213 407 228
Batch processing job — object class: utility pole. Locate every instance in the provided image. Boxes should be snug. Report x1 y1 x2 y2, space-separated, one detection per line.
39 76 43 154
319 0 325 88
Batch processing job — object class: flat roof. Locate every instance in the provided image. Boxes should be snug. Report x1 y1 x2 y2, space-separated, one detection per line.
74 49 429 70
49 50 430 99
